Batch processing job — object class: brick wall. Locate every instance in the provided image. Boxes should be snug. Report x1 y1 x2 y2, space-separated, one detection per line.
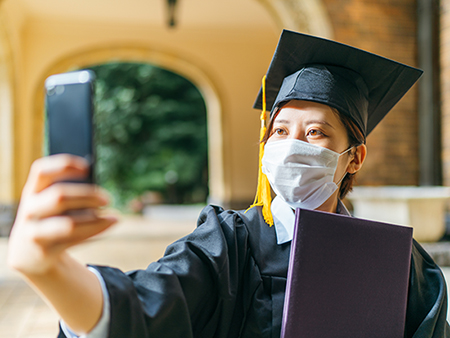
441 0 450 186
323 0 419 186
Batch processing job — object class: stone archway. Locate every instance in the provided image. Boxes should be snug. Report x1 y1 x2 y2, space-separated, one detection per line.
33 45 225 205
256 0 333 38
0 11 15 205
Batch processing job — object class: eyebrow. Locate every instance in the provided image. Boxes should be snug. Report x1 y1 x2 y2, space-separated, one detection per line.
304 119 336 130
273 119 291 125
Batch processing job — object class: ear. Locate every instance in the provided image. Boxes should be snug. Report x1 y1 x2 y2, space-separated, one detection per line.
347 144 367 174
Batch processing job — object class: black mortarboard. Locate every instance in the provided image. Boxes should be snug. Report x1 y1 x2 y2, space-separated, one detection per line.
254 30 423 137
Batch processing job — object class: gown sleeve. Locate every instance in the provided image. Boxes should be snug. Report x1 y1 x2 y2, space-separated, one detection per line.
59 205 252 338
404 240 450 337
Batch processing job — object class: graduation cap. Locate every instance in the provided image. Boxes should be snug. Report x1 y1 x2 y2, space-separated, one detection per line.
248 30 422 226
254 29 423 137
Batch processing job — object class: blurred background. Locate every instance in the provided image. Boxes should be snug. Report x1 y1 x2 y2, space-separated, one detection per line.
0 0 449 336
0 0 443 218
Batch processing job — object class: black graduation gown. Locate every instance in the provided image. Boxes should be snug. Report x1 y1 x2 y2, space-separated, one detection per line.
58 205 450 338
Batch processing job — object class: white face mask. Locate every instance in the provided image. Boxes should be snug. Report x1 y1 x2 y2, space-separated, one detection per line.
261 139 352 210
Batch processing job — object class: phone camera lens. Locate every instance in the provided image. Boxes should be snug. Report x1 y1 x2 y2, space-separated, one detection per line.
47 86 56 96
79 71 90 83
55 85 65 95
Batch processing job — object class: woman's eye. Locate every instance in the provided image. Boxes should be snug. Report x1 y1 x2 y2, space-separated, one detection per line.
274 128 286 136
307 129 324 137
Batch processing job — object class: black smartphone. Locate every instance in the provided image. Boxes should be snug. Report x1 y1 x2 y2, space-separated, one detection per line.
45 70 95 183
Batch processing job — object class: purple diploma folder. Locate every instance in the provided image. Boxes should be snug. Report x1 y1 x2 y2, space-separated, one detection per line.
281 208 413 338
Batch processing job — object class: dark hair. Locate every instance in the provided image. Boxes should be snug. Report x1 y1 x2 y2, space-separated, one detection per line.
332 108 366 199
261 103 366 200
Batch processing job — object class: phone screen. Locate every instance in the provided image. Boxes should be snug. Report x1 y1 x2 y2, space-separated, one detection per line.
45 70 95 183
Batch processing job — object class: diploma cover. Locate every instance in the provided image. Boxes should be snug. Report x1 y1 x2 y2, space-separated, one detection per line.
281 209 413 338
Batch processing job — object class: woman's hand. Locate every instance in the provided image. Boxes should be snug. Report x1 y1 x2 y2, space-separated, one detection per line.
7 154 117 276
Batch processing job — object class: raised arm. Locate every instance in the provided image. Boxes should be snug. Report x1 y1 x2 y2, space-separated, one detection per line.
7 154 117 335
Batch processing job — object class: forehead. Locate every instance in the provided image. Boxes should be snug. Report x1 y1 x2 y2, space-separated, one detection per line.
274 100 342 126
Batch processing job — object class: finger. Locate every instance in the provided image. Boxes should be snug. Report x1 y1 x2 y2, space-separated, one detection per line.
25 184 110 219
24 155 90 195
64 209 100 223
32 215 117 247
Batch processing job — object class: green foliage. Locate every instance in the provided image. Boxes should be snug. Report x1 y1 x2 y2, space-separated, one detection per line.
88 62 208 208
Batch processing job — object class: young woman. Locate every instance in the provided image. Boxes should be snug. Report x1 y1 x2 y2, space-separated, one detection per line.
7 30 450 337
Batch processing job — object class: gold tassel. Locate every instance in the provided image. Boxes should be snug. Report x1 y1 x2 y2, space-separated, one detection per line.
246 75 274 226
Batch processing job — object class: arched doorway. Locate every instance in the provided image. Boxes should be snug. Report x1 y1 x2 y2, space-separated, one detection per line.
88 61 208 209
26 0 333 208
33 46 225 206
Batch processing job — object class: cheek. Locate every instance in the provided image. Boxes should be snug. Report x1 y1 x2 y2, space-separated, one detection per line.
265 134 275 144
335 154 352 174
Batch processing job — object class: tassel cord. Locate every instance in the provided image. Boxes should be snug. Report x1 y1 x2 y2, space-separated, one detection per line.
246 75 273 226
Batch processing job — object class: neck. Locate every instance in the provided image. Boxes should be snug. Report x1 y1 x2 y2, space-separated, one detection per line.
316 190 339 213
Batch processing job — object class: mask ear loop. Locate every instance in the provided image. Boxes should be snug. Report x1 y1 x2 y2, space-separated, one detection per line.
245 75 274 226
335 145 359 186
335 171 348 187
